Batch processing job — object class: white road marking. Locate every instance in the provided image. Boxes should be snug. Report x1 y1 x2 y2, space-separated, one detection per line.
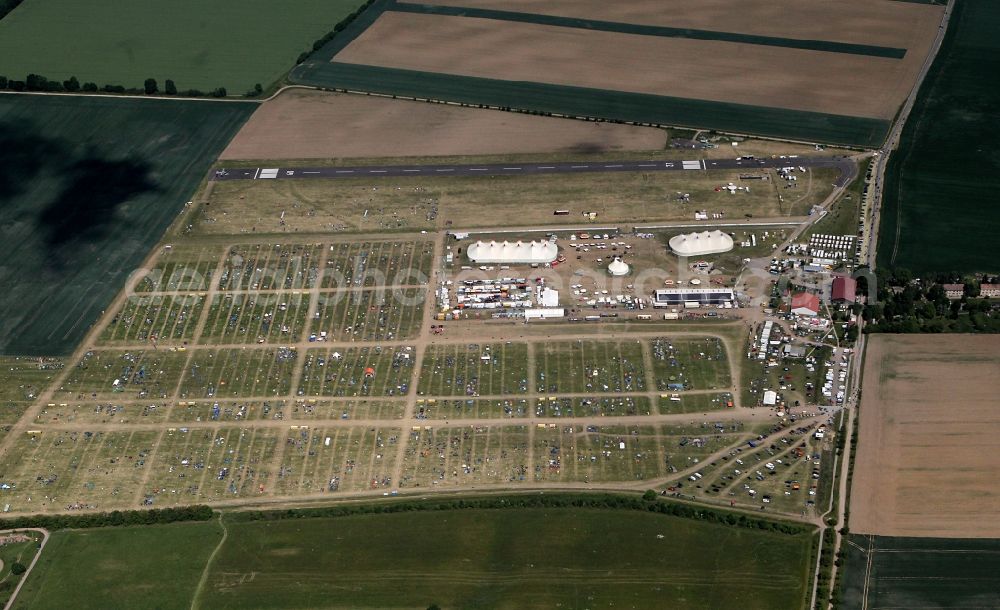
605 164 623 168
638 164 656 167
571 165 589 168
538 166 555 169
470 168 487 171
336 170 354 174
403 169 421 172
369 170 387 173
435 169 454 172
253 168 261 179
503 167 522 170
303 171 320 174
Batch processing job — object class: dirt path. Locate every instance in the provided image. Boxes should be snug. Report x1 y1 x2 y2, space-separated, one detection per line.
1 528 49 610
189 512 227 610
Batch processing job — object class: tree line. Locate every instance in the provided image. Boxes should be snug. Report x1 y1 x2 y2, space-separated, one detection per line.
294 0 377 64
0 504 213 531
0 73 255 98
227 491 814 537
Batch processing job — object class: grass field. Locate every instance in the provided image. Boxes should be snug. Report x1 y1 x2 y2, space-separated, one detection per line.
11 504 814 610
0 95 253 356
0 0 367 93
878 0 1000 272
203 507 814 609
15 521 222 610
199 166 829 235
840 534 1000 610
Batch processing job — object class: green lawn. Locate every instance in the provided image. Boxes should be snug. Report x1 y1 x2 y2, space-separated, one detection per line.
14 521 223 610
0 95 253 356
203 508 813 609
0 0 367 93
877 0 1000 273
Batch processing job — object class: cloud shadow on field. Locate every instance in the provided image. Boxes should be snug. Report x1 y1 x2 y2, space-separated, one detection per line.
37 154 158 254
0 120 62 203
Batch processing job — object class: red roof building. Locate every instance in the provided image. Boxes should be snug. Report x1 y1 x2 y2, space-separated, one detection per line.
791 292 820 317
832 276 857 303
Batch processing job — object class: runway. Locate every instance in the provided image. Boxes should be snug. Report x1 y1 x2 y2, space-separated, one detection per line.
214 155 856 187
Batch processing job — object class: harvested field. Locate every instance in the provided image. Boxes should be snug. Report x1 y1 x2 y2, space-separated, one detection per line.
425 0 942 51
851 334 1000 537
335 11 923 119
221 89 666 160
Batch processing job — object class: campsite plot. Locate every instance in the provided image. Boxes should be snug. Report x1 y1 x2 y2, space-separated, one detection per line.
311 288 425 342
134 244 223 293
217 244 321 291
274 426 400 495
656 392 734 414
169 400 269 423
533 425 668 483
298 346 416 397
142 426 280 506
322 240 435 288
649 337 731 391
58 350 187 400
398 425 531 488
0 430 157 513
418 342 529 396
535 340 645 394
178 348 299 399
33 402 172 426
417 398 532 419
200 292 311 345
534 396 652 417
98 295 204 345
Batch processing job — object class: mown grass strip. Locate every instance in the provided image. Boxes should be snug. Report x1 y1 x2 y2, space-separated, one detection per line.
393 2 907 58
293 61 889 147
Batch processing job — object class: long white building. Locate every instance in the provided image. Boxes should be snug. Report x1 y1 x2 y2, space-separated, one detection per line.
467 240 558 264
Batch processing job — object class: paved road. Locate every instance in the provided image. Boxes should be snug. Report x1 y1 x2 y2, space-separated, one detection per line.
214 155 856 186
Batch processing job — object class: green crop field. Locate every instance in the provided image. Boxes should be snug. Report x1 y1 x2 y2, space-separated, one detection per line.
0 95 252 356
840 534 1000 609
15 521 222 610
0 0 368 93
12 501 815 610
878 0 1000 273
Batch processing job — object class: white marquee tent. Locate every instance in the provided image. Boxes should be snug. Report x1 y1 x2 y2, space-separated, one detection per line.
467 240 558 264
668 230 734 257
608 258 630 276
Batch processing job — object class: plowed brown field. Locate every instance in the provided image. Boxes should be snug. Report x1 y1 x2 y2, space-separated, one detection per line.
221 89 665 160
851 334 1000 538
334 11 934 119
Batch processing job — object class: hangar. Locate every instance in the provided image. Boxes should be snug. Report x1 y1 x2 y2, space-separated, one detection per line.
467 240 558 264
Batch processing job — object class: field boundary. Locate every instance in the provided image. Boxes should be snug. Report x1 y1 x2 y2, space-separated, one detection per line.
391 2 908 58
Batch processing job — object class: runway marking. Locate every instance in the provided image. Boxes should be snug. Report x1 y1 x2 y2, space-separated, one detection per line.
369 170 386 173
403 169 421 173
571 165 589 168
252 168 261 179
605 164 623 168
335 170 354 174
503 167 522 170
638 164 656 167
538 166 555 169
303 171 320 174
435 169 454 172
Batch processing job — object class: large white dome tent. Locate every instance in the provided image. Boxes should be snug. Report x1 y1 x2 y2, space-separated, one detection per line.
467 240 558 264
668 230 734 257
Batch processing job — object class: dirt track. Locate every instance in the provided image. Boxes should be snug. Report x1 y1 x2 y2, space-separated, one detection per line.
851 334 1000 538
336 10 936 119
221 89 666 160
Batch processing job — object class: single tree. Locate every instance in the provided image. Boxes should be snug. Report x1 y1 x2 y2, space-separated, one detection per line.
164 79 177 95
10 563 26 576
144 78 158 95
642 489 658 501
64 76 80 91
